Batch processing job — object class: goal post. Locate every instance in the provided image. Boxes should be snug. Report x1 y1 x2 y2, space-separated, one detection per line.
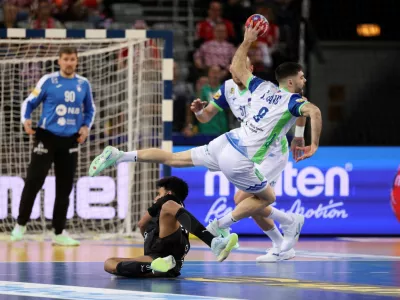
0 28 173 238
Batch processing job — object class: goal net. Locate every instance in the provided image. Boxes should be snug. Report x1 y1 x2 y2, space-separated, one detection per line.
0 35 164 239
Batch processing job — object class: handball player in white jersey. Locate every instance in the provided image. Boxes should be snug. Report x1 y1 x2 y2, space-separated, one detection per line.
189 57 307 262
89 22 322 257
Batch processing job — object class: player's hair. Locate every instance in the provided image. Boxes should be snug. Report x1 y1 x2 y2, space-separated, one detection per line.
156 176 189 202
59 46 78 57
275 62 303 82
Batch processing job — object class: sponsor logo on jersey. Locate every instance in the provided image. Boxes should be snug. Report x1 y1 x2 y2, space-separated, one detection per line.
296 97 306 103
31 88 40 97
213 91 221 100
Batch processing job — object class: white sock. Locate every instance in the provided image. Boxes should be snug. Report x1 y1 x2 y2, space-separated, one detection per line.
267 207 294 225
217 212 238 229
263 227 283 247
117 151 137 163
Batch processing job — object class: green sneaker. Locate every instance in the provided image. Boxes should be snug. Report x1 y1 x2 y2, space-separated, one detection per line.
151 255 176 273
52 231 80 246
89 146 123 177
206 219 239 249
11 224 26 241
211 233 239 262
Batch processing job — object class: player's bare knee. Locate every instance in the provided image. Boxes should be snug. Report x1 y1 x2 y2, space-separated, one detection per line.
104 258 117 273
234 191 252 205
233 192 242 205
256 187 276 206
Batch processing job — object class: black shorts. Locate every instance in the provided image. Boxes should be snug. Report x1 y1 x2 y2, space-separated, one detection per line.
144 228 190 276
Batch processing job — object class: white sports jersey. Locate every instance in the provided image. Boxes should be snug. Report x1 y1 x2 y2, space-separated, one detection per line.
225 76 309 164
210 79 252 123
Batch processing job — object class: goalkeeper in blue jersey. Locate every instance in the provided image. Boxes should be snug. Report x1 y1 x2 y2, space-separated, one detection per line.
11 46 96 246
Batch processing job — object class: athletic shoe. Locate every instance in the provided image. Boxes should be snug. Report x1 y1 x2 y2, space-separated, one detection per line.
280 213 305 252
11 224 26 241
206 219 239 249
211 233 239 262
151 255 176 273
256 247 296 263
52 231 80 246
89 146 123 177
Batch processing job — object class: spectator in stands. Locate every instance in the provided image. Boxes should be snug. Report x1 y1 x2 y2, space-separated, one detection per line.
194 22 235 80
256 5 280 55
223 0 251 44
197 65 229 136
53 0 102 22
182 75 209 137
2 0 32 28
29 0 63 29
173 62 195 133
195 1 235 47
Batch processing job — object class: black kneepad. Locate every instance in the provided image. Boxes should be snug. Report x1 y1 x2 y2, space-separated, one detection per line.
116 261 153 277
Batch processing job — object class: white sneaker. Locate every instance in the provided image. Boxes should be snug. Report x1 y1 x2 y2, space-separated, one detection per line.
256 247 296 263
151 255 176 273
280 213 304 252
11 224 26 241
206 219 239 249
211 233 239 262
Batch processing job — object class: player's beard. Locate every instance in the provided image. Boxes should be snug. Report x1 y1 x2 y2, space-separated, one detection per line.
62 67 75 76
295 84 304 94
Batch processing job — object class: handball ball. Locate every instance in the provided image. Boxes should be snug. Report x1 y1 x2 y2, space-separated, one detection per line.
245 14 269 37
391 170 400 222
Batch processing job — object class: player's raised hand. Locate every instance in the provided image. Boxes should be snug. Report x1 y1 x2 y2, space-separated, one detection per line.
291 137 305 161
190 98 207 114
244 21 262 44
295 144 318 162
77 125 89 144
23 119 35 135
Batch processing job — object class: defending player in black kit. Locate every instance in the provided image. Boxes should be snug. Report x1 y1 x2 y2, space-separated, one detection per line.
104 176 238 278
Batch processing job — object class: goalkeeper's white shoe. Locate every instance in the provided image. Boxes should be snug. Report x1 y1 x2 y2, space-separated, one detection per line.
89 146 123 177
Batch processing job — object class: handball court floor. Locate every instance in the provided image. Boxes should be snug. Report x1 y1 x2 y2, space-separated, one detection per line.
0 237 400 300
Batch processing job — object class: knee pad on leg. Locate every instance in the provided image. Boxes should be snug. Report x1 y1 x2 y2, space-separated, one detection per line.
115 261 153 277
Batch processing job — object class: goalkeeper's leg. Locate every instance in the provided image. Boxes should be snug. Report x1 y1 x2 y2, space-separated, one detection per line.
52 139 79 246
12 137 54 241
89 146 194 176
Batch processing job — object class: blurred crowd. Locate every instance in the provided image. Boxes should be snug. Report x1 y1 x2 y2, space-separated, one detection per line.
0 0 302 142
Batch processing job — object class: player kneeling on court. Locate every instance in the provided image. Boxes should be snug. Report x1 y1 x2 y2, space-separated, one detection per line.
104 176 238 278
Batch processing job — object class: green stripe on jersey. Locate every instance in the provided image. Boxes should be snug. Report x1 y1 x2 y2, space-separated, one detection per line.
281 137 288 154
245 76 253 90
298 101 308 116
210 101 223 112
255 168 264 181
251 110 292 164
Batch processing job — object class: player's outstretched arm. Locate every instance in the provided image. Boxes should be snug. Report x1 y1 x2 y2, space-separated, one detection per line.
231 22 262 87
296 103 322 162
190 98 219 123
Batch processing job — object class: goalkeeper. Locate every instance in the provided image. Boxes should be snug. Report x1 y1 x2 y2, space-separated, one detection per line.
11 46 96 246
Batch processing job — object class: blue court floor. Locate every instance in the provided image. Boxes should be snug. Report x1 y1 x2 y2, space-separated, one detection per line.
0 238 400 300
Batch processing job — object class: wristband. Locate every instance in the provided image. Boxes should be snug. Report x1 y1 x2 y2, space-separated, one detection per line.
295 126 305 137
195 109 204 116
